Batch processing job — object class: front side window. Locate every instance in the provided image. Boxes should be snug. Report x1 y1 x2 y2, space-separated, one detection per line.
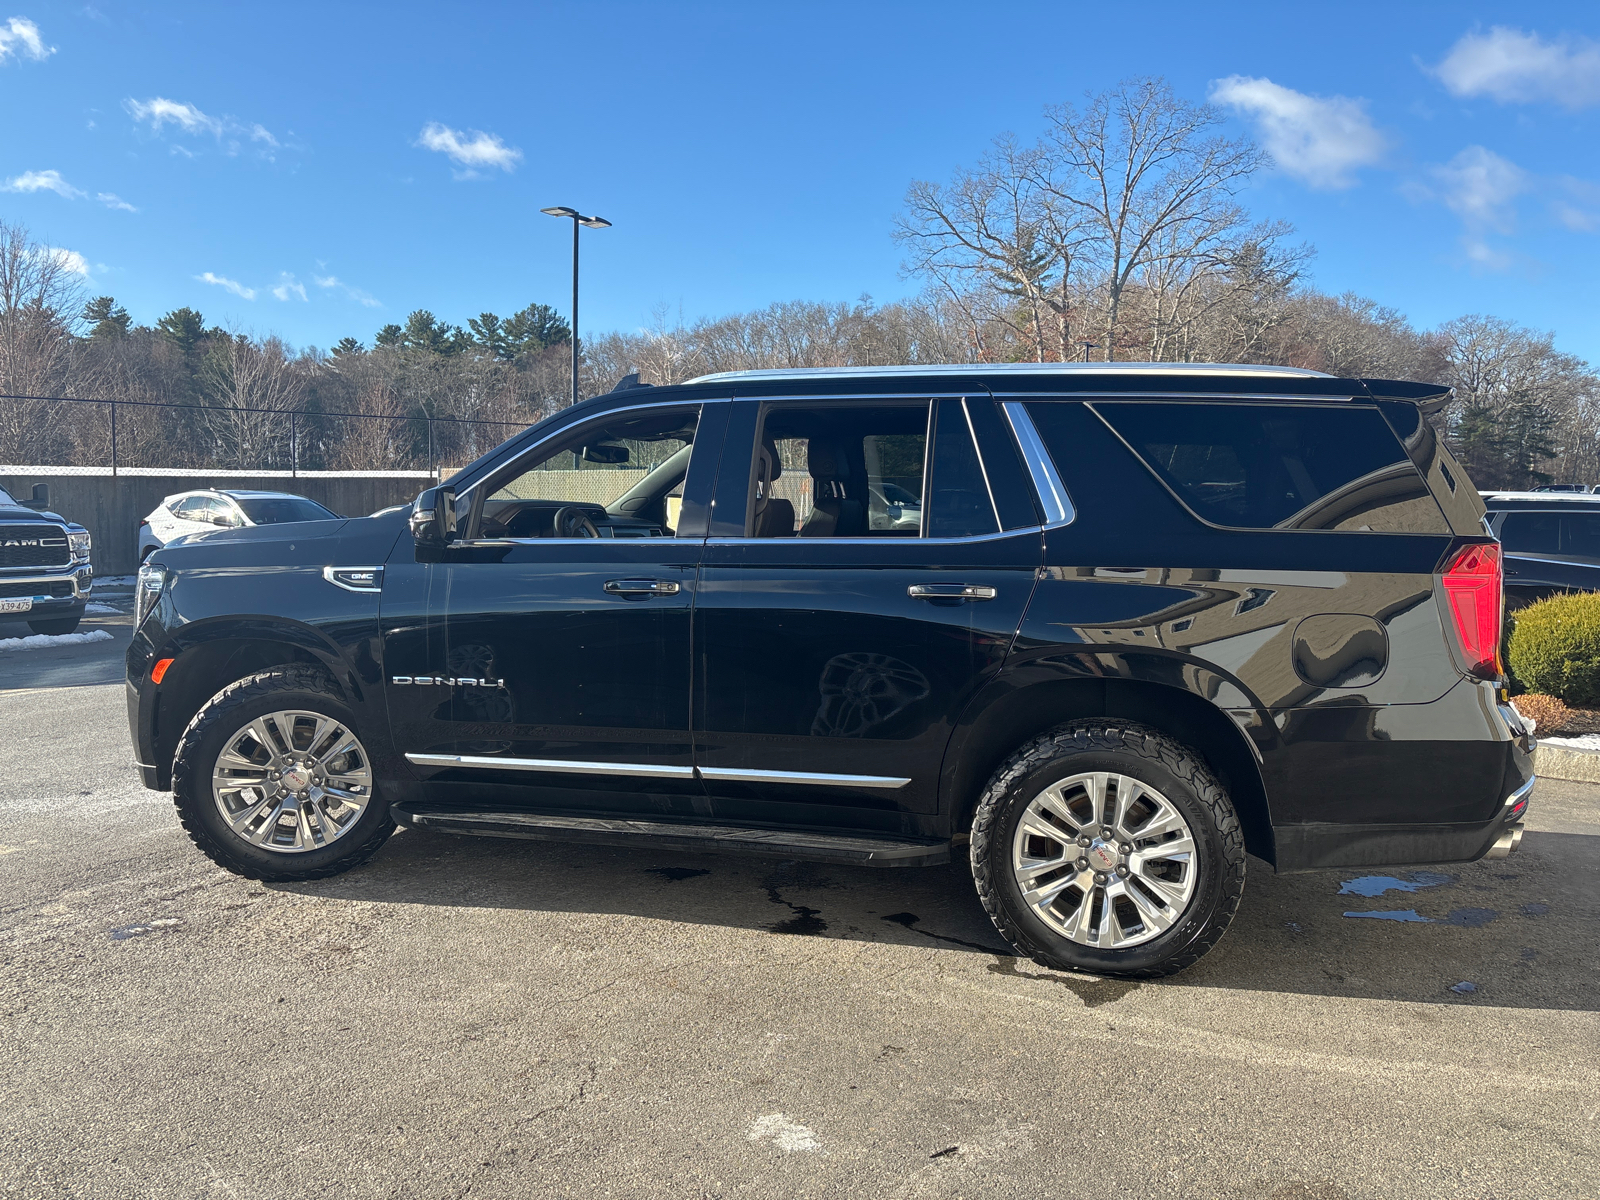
1091 401 1448 534
472 407 700 539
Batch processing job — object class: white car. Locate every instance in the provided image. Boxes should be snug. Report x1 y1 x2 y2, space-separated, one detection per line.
138 489 339 562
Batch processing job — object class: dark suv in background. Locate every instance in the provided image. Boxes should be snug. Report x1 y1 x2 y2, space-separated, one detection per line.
1481 490 1600 608
127 364 1532 978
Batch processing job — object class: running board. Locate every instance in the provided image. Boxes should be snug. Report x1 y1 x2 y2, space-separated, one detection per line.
389 806 950 867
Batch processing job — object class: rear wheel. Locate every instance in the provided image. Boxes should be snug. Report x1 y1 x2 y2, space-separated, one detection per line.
171 665 394 881
971 721 1245 979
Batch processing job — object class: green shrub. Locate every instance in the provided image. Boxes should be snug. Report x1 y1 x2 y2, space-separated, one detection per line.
1507 592 1600 707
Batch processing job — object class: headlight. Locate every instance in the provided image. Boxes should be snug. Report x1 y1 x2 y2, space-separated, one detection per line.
68 531 91 562
136 563 168 628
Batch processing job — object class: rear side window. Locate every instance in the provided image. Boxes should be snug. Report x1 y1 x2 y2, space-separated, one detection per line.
1500 510 1600 559
1090 402 1449 534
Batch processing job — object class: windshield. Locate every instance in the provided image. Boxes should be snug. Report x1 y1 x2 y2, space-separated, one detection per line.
235 497 338 524
0 487 13 505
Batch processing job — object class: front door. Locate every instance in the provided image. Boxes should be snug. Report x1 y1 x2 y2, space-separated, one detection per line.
390 400 724 813
693 395 1042 823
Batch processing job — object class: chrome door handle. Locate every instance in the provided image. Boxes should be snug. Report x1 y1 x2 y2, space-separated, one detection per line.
907 583 997 602
604 578 681 597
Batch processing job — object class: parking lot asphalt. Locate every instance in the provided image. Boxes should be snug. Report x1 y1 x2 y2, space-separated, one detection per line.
2 629 1597 1199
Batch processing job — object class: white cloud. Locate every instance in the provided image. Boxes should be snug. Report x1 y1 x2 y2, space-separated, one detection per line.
125 97 282 155
197 271 256 300
2 169 85 199
97 192 136 212
126 97 223 137
271 273 307 302
1551 178 1600 232
0 16 52 63
314 274 382 307
416 122 522 175
43 247 89 276
1430 27 1600 109
1210 76 1387 189
1410 145 1529 269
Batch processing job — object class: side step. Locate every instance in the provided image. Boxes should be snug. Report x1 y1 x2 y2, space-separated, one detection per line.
390 806 950 867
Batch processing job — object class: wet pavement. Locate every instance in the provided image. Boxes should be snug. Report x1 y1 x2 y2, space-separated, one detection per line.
1 660 1597 1198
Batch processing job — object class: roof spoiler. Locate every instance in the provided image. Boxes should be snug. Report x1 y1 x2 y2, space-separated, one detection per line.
1362 378 1453 415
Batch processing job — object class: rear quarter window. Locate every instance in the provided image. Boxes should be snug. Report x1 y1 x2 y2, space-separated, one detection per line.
1090 401 1450 534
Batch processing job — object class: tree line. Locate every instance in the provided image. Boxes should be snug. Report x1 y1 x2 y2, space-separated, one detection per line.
1 75 1595 488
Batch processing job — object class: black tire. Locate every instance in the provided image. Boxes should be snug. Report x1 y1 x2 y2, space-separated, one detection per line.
171 665 395 882
27 613 81 635
970 720 1246 979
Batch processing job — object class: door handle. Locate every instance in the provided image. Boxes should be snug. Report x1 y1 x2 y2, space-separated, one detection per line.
604 578 682 597
907 583 997 602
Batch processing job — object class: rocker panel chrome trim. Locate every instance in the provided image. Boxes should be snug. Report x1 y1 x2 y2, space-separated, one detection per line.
406 753 694 780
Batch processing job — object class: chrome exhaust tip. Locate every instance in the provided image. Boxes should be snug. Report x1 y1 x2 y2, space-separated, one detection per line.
1484 824 1525 859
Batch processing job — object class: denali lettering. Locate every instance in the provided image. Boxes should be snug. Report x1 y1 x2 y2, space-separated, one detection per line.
390 676 507 688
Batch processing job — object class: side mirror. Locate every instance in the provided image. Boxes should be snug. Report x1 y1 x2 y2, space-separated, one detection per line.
410 486 457 554
210 516 232 527
19 483 49 511
582 442 629 465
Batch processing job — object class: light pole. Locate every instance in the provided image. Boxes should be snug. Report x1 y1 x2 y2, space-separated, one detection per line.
541 206 611 407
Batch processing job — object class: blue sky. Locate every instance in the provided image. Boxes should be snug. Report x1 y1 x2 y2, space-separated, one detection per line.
3 1 1599 362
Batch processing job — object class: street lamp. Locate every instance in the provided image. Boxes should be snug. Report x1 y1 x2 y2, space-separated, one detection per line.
541 206 612 407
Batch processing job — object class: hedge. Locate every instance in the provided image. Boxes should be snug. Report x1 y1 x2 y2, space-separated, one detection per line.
1507 592 1600 707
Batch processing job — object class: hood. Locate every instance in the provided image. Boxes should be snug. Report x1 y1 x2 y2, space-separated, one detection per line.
0 503 78 529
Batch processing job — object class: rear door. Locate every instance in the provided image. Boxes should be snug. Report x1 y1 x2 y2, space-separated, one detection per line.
1496 507 1600 606
692 393 1042 822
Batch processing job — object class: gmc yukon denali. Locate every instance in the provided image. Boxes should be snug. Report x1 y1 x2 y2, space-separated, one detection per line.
127 363 1534 977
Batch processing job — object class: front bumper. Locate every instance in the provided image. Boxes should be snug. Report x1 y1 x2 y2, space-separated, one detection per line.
0 565 92 614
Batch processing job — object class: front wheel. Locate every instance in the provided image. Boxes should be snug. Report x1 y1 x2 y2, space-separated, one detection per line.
171 665 395 881
971 721 1246 979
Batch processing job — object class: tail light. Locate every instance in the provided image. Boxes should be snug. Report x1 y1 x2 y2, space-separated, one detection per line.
1440 541 1504 680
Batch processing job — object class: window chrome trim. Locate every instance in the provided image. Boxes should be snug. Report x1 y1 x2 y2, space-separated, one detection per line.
1503 552 1600 571
1001 401 1074 528
406 753 695 780
696 766 911 790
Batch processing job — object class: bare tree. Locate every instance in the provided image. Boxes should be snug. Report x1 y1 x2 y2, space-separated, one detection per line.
1037 78 1263 360
0 222 91 462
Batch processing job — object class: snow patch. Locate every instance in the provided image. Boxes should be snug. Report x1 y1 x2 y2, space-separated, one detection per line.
84 603 122 614
1539 733 1600 752
95 577 136 587
747 1113 821 1153
0 629 113 652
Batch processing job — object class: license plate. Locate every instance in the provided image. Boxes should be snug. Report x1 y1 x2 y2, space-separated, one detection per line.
0 598 32 613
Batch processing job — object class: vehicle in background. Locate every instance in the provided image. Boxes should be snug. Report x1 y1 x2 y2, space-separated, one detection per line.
1481 490 1600 608
138 490 339 562
0 482 93 635
1528 483 1596 494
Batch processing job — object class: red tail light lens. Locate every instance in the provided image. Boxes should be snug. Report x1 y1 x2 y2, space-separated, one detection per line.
1440 541 1504 679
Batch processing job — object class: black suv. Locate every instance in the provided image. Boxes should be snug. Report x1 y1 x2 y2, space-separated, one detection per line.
1480 490 1600 609
128 364 1533 978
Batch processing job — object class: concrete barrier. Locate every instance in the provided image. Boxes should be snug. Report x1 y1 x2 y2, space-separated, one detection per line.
0 469 433 577
1533 742 1600 783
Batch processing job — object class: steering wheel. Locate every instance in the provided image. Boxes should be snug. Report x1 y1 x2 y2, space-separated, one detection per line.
551 506 601 539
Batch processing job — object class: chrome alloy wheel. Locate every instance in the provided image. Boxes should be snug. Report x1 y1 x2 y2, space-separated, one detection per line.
1010 771 1198 949
210 710 373 854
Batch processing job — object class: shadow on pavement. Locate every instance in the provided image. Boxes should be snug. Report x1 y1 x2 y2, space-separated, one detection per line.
287 815 1596 1012
0 610 130 692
